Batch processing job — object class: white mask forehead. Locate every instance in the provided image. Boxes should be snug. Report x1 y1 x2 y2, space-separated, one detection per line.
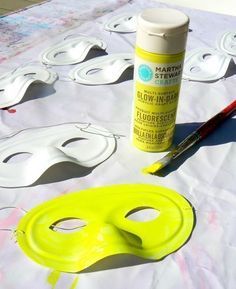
0 123 116 187
69 53 134 85
41 36 107 66
0 66 57 108
216 31 236 56
104 13 137 33
183 48 231 81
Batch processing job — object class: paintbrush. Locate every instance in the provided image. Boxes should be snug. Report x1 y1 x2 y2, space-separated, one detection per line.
143 100 236 174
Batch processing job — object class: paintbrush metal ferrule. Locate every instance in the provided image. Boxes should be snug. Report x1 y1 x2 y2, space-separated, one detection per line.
171 131 201 159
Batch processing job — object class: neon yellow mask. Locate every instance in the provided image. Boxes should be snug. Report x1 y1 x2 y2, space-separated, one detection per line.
17 184 194 272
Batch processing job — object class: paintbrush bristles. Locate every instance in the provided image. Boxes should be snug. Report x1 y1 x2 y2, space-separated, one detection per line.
142 162 164 174
142 154 172 174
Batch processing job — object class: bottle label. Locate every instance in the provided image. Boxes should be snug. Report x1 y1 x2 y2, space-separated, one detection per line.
132 47 185 152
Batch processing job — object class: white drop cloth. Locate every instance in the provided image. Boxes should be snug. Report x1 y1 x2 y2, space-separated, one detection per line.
0 1 236 289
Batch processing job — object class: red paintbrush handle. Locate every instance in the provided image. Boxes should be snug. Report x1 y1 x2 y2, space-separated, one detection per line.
198 100 236 139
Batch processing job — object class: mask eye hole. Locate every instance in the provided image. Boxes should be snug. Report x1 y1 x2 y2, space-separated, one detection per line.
54 51 67 59
50 218 87 234
86 68 103 75
125 207 159 222
24 73 37 77
3 152 32 164
202 53 212 61
62 138 88 148
190 66 201 73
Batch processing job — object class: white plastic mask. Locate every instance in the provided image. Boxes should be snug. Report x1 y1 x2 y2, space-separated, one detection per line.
41 36 107 66
183 48 231 81
216 31 236 56
0 66 57 108
104 13 137 33
0 123 116 187
69 53 134 85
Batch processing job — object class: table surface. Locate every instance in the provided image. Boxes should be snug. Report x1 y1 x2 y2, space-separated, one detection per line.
0 1 236 289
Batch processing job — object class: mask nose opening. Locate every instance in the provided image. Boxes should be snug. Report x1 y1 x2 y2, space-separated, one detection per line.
119 229 143 248
50 218 87 234
125 206 160 222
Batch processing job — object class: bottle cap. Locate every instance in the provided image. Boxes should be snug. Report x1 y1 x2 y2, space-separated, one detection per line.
136 8 189 54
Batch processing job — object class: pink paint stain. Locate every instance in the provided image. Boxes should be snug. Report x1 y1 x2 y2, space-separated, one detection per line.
191 244 212 289
0 56 7 64
0 208 20 227
59 187 75 196
0 208 21 247
174 252 195 289
208 211 218 228
1 108 16 113
60 190 70 195
175 252 188 277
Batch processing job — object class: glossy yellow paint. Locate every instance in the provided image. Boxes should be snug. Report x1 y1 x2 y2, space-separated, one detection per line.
17 184 194 273
142 162 165 174
47 270 61 289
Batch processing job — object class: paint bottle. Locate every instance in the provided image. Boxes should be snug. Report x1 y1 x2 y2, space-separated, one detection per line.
132 8 189 152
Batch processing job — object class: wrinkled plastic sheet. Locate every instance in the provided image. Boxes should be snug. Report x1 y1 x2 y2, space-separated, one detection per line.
0 1 236 289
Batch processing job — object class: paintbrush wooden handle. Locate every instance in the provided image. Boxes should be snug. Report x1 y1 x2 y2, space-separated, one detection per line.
172 100 236 159
197 100 236 139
